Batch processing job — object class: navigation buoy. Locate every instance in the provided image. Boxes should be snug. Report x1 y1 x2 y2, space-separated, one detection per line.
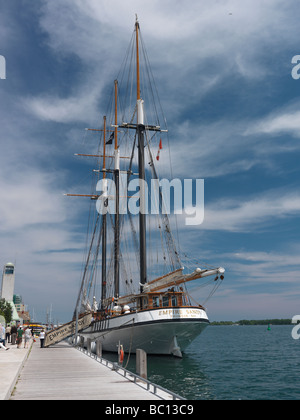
267 324 271 331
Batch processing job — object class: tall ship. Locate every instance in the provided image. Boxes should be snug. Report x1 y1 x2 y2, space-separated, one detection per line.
67 19 225 357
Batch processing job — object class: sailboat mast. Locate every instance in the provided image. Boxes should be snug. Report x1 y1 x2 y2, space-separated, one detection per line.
114 80 120 298
135 19 147 290
136 19 141 101
101 116 107 308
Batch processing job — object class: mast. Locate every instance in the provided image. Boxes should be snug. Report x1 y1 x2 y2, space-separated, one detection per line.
114 80 120 298
136 18 141 102
135 19 147 290
101 116 107 308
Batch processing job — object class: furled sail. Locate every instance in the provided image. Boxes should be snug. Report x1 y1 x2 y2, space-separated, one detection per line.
101 266 225 307
142 266 225 293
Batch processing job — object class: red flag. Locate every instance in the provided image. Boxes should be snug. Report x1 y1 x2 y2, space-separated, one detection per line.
156 139 163 160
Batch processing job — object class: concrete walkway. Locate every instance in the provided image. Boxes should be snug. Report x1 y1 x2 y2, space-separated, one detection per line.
0 339 32 400
9 340 164 400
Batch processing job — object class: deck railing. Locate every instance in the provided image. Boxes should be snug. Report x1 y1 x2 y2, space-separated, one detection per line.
76 345 184 400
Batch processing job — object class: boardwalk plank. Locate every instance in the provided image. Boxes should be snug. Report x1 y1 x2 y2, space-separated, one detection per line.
10 341 161 400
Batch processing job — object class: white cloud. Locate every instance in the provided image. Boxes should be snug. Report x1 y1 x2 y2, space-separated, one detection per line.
190 247 300 319
154 118 265 180
0 170 65 231
246 105 300 138
39 0 295 60
233 250 300 266
23 90 100 124
181 189 300 232
0 93 88 322
23 0 299 127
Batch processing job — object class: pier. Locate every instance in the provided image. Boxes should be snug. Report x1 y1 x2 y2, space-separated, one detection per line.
1 339 183 400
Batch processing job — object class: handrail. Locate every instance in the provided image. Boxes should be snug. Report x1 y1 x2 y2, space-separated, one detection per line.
76 345 185 400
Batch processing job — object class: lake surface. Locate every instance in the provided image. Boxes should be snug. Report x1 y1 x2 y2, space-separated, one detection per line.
103 325 300 400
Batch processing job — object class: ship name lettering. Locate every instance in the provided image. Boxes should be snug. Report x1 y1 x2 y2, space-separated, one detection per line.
158 309 200 317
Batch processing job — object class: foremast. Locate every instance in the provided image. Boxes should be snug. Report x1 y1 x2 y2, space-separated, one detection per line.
114 80 120 298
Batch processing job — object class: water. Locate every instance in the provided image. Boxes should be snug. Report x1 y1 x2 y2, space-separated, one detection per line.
103 325 300 400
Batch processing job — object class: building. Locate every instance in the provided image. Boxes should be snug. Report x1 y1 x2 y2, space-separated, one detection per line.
1 262 20 323
1 262 15 302
14 294 30 322
13 294 23 312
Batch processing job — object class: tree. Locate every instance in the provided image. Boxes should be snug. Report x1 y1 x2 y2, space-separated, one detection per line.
0 298 13 324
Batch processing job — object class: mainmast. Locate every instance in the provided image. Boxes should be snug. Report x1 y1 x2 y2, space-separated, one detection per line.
135 19 147 290
114 80 120 298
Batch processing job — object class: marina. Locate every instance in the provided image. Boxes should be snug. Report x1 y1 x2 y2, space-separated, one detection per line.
2 324 299 401
2 2 300 403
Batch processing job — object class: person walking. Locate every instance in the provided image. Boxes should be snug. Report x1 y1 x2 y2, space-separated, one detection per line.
0 323 5 344
39 329 45 348
10 324 17 345
0 323 9 349
0 340 9 350
17 326 24 349
24 326 32 348
5 324 11 343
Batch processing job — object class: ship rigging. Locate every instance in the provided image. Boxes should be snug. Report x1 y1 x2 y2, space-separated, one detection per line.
63 18 225 357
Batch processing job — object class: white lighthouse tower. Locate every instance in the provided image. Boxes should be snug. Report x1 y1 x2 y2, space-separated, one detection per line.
1 262 15 301
1 262 20 323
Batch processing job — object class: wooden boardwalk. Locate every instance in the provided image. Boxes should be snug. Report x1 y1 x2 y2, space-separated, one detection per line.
10 341 163 400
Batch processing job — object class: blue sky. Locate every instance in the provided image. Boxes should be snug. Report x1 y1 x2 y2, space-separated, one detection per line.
1 0 300 323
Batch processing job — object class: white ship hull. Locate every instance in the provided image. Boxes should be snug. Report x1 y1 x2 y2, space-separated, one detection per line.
79 307 209 357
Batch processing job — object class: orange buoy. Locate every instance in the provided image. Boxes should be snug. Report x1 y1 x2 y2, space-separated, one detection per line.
119 345 124 364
